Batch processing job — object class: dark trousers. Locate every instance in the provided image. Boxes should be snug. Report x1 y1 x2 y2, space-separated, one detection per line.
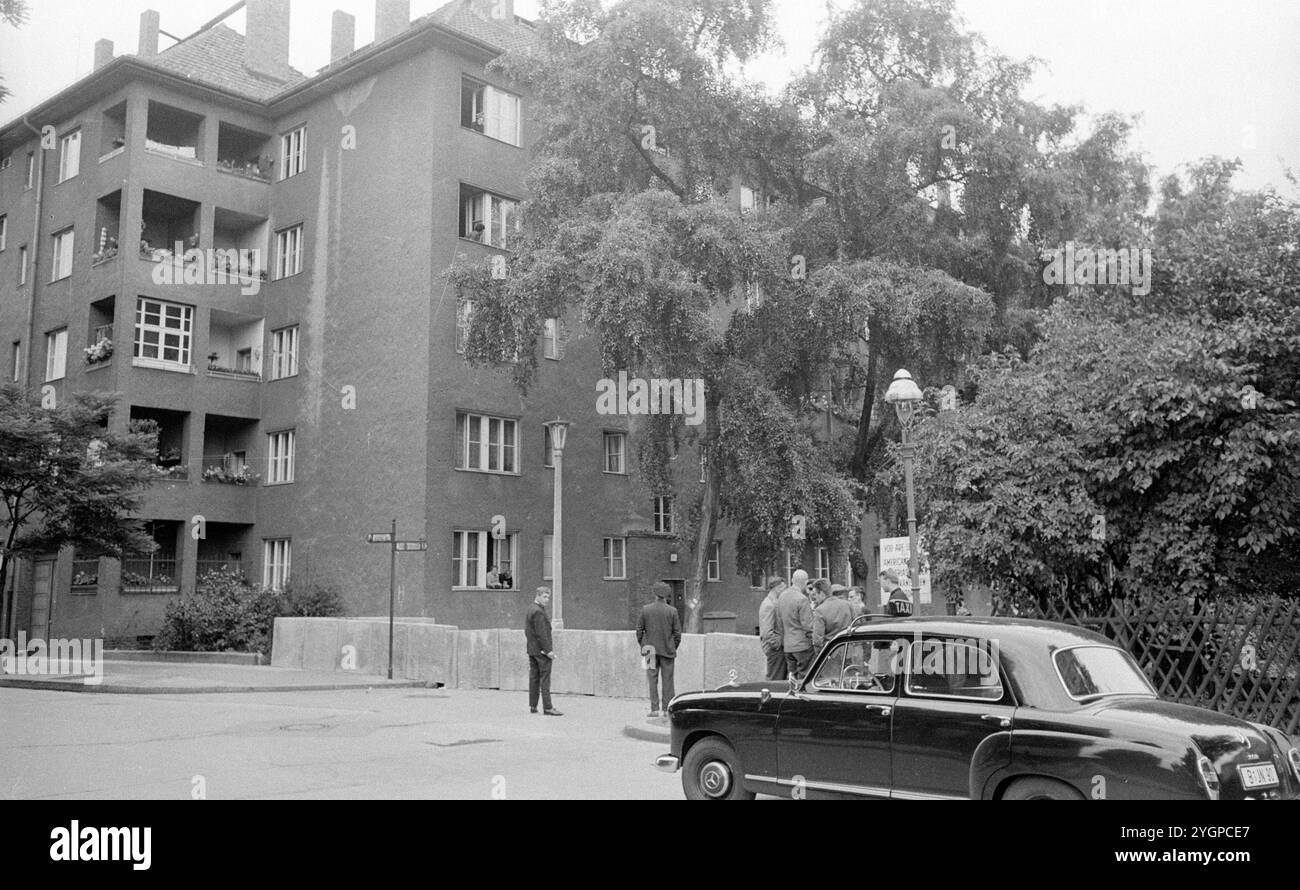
764 648 788 681
647 655 676 711
785 648 814 679
528 655 553 711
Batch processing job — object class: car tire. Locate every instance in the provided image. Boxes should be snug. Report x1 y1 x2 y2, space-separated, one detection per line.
1001 777 1085 800
682 738 756 801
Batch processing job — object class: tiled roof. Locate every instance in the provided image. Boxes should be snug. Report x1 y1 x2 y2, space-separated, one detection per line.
147 24 307 102
427 0 538 56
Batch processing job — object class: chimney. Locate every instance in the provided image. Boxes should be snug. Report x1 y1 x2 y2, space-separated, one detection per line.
374 0 410 43
138 10 159 57
472 0 514 21
94 39 115 70
245 0 292 82
330 10 356 62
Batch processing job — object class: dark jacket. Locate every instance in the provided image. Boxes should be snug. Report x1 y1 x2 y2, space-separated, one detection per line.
525 601 553 656
636 599 682 659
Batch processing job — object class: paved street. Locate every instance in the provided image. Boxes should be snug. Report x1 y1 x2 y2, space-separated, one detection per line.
0 685 683 800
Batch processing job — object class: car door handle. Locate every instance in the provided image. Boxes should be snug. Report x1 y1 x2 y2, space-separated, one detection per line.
864 705 892 717
981 714 1011 728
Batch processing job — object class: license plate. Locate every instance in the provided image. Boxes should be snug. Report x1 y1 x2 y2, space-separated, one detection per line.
1238 763 1279 789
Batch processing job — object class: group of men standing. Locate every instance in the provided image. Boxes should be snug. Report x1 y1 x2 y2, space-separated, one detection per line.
758 569 912 681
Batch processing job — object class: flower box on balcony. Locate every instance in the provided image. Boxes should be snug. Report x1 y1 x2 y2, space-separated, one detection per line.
84 337 113 364
201 466 260 485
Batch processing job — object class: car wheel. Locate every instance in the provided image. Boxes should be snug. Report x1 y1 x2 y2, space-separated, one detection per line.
1001 777 1084 800
682 738 756 801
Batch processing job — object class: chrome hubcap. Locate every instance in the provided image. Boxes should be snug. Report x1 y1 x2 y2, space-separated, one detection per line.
699 761 732 798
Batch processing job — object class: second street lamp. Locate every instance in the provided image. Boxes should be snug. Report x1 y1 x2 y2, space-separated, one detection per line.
885 369 924 607
545 419 570 629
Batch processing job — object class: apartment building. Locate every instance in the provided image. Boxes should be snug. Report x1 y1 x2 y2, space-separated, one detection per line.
0 0 864 646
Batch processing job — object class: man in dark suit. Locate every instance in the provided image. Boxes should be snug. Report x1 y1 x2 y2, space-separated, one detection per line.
525 586 562 716
636 582 683 717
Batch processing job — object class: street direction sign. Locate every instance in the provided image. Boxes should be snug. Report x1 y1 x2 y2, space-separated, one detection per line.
366 532 394 544
394 541 427 552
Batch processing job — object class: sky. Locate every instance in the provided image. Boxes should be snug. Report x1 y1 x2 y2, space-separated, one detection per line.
0 0 1296 195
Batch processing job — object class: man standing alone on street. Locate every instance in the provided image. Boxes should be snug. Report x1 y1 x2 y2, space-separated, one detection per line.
637 582 682 717
778 570 817 679
758 576 787 681
525 586 563 716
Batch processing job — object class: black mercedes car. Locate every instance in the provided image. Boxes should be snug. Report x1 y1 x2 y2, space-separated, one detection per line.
655 616 1300 800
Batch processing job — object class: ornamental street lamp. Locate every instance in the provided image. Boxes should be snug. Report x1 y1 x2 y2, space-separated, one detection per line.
544 419 570 629
885 369 924 605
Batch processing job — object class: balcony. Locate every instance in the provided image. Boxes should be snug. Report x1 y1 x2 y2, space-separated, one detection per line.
207 310 264 382
217 122 272 182
145 100 203 165
71 557 100 595
120 556 178 594
91 189 122 267
98 101 127 163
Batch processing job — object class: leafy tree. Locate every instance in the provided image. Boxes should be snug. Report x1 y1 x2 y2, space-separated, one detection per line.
0 0 30 106
0 385 158 635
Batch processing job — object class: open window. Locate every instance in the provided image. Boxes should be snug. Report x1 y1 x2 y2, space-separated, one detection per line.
459 185 519 248
460 77 521 146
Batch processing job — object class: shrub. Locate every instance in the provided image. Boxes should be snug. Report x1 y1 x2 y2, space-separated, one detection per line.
153 570 346 654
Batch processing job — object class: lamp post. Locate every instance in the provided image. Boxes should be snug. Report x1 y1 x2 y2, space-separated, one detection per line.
885 369 924 604
545 419 570 629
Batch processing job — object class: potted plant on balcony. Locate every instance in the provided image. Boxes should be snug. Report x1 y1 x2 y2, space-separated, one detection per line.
201 465 260 485
84 337 113 364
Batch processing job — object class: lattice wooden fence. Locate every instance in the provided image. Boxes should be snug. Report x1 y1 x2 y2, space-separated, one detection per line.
995 596 1300 734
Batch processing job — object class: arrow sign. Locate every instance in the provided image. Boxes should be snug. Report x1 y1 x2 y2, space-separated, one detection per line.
394 541 427 552
366 532 394 544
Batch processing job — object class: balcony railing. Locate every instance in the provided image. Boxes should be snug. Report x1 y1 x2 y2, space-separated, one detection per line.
216 157 271 181
120 557 178 593
196 559 244 582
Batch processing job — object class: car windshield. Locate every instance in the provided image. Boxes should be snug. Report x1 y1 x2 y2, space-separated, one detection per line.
1054 646 1155 701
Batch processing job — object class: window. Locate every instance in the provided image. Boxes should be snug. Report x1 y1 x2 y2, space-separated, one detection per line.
452 530 518 589
906 638 1004 701
271 326 298 379
0 214 6 251
603 537 627 579
58 130 81 182
24 152 34 189
1053 645 1154 701
707 540 722 582
18 245 27 285
542 424 554 468
455 298 475 354
51 228 74 281
461 78 522 146
603 432 626 474
280 126 305 179
740 185 758 214
653 496 673 534
263 539 291 590
267 430 295 484
814 546 831 580
542 533 554 580
134 298 193 368
275 225 303 279
459 186 519 249
542 317 559 359
44 329 67 382
745 277 763 312
749 566 764 588
455 411 517 474
812 639 899 694
11 341 20 382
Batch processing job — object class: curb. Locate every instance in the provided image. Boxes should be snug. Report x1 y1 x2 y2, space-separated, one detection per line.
0 678 429 695
104 650 267 666
622 721 671 744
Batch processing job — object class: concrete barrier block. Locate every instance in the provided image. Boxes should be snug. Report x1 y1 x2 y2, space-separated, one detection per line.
270 617 307 669
405 623 458 686
550 629 596 696
338 620 389 677
591 630 647 699
672 633 706 695
498 630 529 692
704 632 768 688
302 618 342 671
456 629 501 689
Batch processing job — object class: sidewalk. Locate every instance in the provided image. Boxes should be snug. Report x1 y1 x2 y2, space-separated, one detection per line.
0 660 426 694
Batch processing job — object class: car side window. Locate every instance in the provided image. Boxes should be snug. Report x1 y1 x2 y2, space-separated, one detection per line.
812 639 898 694
905 638 1003 701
